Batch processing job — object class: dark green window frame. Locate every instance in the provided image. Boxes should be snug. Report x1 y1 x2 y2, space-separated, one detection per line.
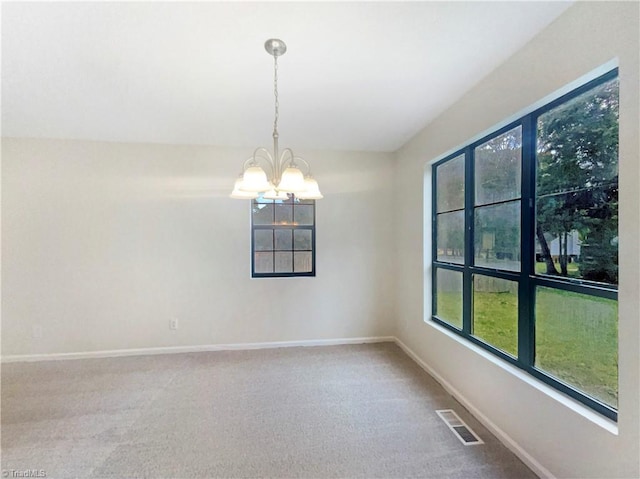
431 69 619 421
251 195 316 278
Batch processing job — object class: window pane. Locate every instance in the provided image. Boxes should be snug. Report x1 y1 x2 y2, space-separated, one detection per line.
475 126 522 206
436 269 462 329
537 78 618 196
252 204 274 225
254 252 273 274
294 252 312 273
274 252 293 273
437 154 465 213
536 78 618 285
473 275 518 357
293 229 312 250
254 230 273 251
474 201 520 271
294 205 314 225
274 229 292 251
436 211 464 264
275 204 293 225
535 287 618 408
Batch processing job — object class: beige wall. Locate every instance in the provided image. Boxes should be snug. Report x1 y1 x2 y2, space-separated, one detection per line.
1 138 395 355
2 2 638 478
394 2 639 478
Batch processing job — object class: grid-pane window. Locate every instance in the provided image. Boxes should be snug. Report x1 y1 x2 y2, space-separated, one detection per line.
251 195 315 277
431 69 619 420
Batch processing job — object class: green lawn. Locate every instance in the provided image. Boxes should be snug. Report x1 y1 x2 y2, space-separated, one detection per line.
436 288 618 408
473 289 518 358
535 261 580 278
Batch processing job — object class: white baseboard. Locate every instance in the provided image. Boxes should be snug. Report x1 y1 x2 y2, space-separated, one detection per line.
393 337 555 479
0 336 395 363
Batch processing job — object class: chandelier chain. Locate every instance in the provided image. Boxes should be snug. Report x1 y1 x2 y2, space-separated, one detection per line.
273 55 279 137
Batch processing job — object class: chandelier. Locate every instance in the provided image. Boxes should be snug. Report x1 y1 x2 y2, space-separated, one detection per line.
230 39 323 200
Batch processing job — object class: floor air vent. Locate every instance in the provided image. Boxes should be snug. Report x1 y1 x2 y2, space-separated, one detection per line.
436 409 484 446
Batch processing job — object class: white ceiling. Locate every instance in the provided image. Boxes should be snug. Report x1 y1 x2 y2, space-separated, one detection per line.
2 1 573 152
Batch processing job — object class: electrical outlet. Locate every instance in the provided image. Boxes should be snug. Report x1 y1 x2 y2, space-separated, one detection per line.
170 319 179 330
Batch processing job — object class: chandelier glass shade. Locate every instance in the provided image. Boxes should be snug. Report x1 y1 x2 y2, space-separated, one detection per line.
230 39 322 200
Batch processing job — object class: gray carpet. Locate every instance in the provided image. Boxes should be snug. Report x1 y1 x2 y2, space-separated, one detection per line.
1 343 537 478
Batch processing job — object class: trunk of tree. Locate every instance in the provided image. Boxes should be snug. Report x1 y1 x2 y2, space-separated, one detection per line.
559 232 568 276
536 224 559 275
557 234 563 273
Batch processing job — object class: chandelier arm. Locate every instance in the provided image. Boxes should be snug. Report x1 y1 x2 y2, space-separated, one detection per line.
277 148 299 183
278 148 294 165
278 150 312 175
292 156 312 176
241 157 258 172
241 148 277 183
241 149 271 170
254 153 275 166
253 147 274 161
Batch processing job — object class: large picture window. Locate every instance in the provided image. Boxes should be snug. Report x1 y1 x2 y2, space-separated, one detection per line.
431 69 619 419
251 195 316 277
